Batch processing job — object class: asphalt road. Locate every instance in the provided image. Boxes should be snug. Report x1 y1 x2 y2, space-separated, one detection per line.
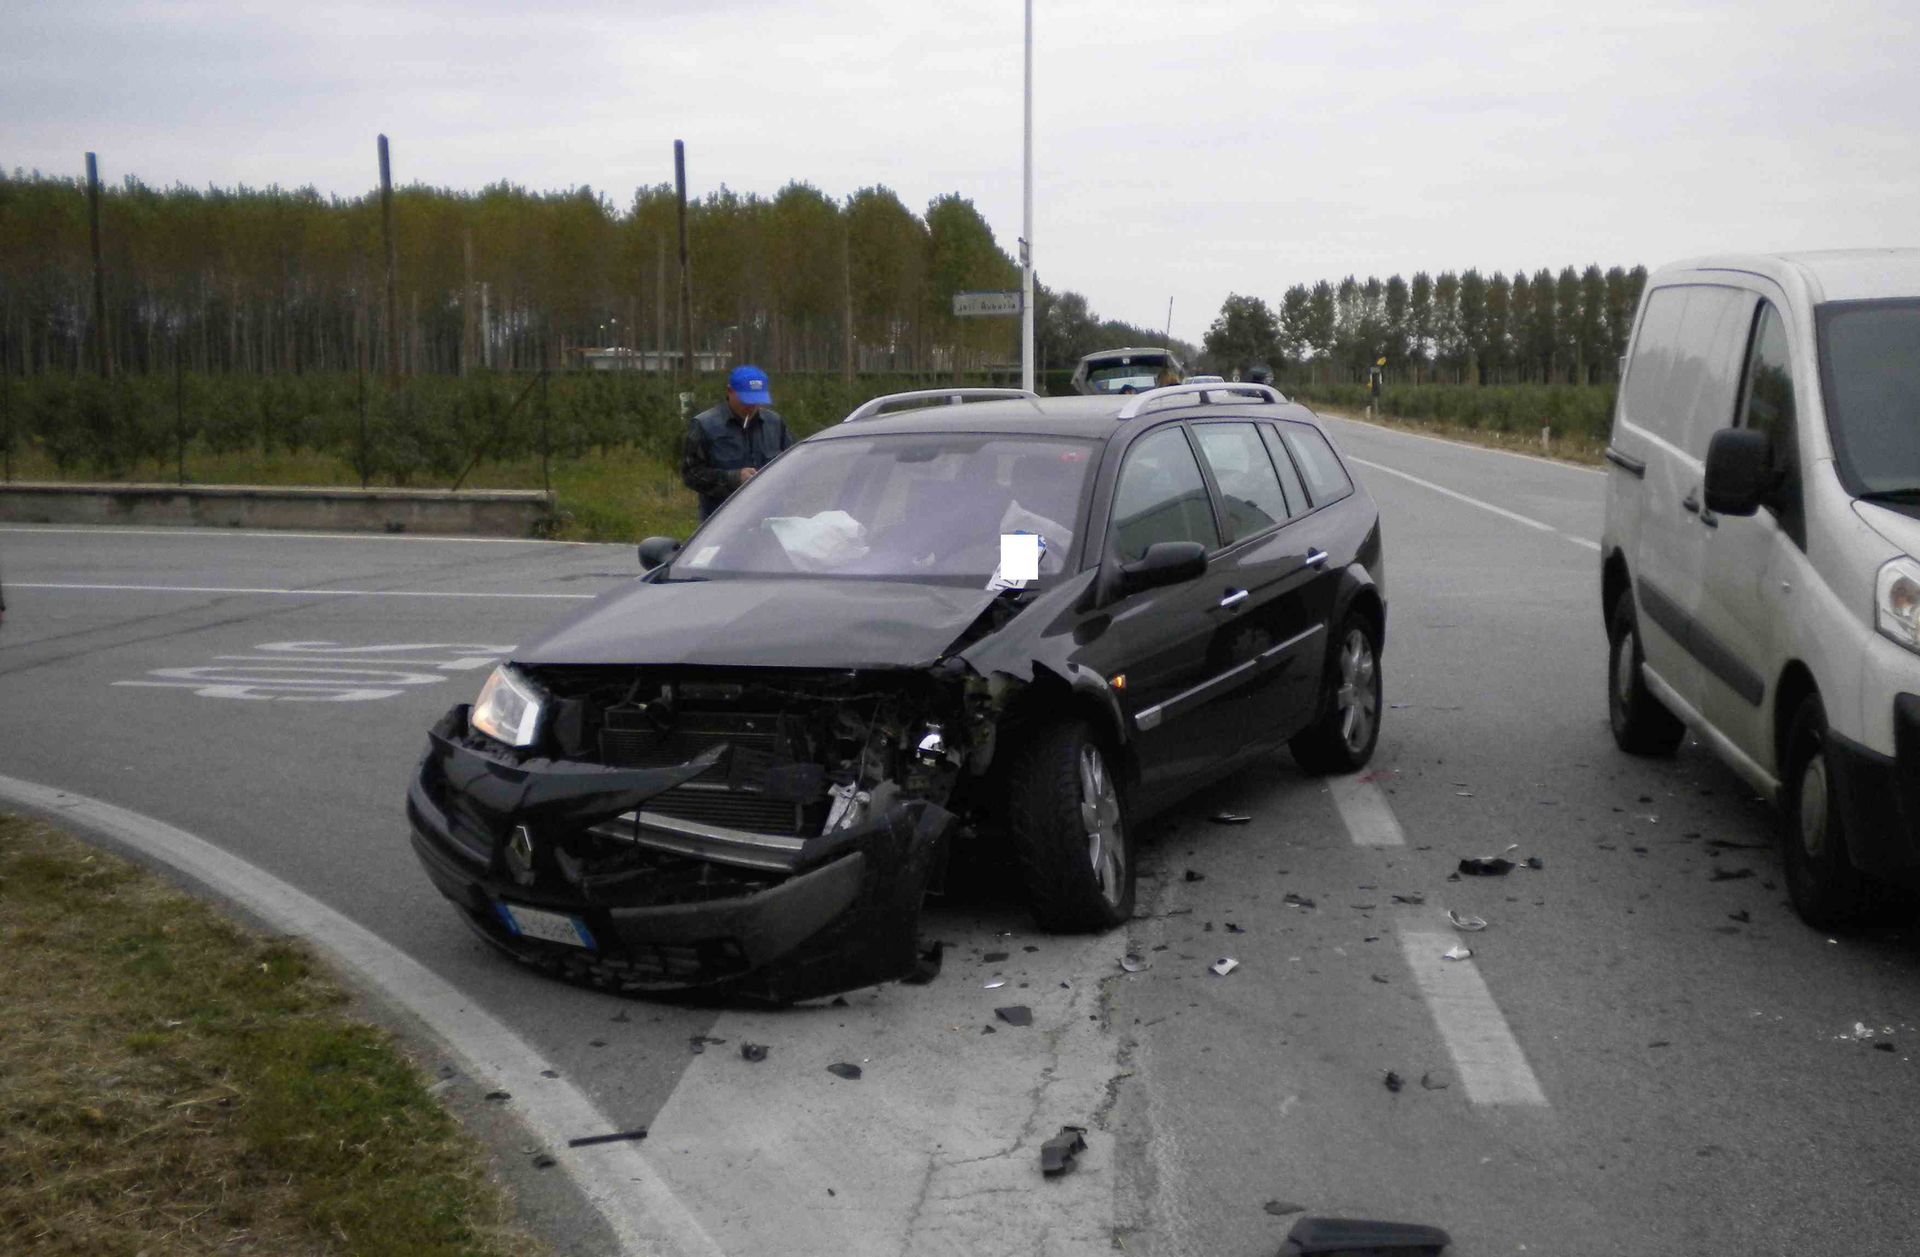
2 416 1915 1257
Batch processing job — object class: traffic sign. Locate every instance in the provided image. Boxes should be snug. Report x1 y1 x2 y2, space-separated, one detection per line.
953 291 1023 318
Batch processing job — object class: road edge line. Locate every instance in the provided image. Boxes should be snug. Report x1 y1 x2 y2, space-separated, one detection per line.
0 773 723 1257
1318 410 1606 476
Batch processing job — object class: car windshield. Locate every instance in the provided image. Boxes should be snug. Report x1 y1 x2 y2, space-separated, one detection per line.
1819 298 1920 496
672 433 1096 585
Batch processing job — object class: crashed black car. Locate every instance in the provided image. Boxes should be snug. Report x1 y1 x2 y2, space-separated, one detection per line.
406 382 1386 1001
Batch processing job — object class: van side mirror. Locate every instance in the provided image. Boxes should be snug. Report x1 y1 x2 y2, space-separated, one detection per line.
1704 428 1774 516
637 536 683 570
1119 541 1208 595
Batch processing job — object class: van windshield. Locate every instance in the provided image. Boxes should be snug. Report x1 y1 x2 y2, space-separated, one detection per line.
1819 299 1920 496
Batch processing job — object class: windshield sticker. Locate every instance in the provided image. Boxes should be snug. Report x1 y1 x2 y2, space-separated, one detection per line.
686 545 720 568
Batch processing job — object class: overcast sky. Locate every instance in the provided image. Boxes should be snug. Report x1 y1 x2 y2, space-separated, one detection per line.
7 0 1917 342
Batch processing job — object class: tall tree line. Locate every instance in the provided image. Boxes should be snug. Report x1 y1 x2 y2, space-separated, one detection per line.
0 167 1172 382
1206 264 1649 386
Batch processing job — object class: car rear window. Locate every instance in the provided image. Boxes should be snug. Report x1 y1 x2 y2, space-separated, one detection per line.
1276 423 1352 506
1192 422 1292 539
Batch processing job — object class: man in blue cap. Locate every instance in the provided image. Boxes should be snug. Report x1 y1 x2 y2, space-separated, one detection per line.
680 365 793 520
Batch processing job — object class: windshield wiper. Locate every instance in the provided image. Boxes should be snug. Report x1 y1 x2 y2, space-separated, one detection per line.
1859 488 1920 504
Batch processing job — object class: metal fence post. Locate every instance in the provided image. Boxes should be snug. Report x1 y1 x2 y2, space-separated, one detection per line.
175 335 185 484
2 328 12 483
540 370 552 498
357 358 369 489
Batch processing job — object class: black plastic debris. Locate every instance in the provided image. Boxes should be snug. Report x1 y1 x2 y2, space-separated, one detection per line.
1205 921 1216 932
1024 944 1041 953
1457 857 1514 877
1390 893 1425 905
1525 857 1544 870
484 1089 511 1102
1040 1125 1088 1176
1264 1200 1308 1217
1710 867 1755 882
589 1038 607 1048
1383 1070 1404 1093
1211 813 1253 825
982 1025 997 1034
539 1069 559 1079
996 1005 1034 1027
1370 974 1390 984
903 941 944 985
1226 922 1246 934
1284 892 1317 910
981 950 1010 963
741 1043 770 1063
689 1035 726 1055
531 1152 557 1169
1185 868 1207 882
568 1127 648 1148
1875 1042 1896 1053
826 1062 863 1080
1278 1216 1451 1256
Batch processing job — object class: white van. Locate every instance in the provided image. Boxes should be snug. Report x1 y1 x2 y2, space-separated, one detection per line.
1601 250 1920 928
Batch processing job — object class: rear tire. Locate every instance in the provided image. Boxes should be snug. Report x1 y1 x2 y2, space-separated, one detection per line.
1290 611 1383 775
1008 720 1135 931
1608 591 1685 755
1780 694 1873 930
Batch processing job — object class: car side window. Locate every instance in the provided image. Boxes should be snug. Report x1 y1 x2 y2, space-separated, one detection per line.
1257 423 1310 516
1109 426 1222 562
1276 423 1353 506
1192 422 1293 541
1737 299 1804 542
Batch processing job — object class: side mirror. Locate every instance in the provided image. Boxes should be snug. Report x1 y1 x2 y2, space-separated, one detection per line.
637 536 683 570
1120 540 1208 595
1704 428 1774 516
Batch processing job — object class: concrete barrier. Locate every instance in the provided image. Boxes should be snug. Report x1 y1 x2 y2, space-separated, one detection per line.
0 482 557 538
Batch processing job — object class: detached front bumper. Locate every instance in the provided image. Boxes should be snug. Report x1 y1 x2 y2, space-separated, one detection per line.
1827 693 1920 884
405 706 952 1002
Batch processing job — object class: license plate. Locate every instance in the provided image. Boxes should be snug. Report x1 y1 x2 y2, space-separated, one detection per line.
497 902 596 950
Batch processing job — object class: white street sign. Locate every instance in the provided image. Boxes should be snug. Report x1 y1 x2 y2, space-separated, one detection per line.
953 291 1023 318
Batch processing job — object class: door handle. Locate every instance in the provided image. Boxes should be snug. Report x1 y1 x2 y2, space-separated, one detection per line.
1305 549 1329 568
1680 489 1701 515
1219 588 1250 609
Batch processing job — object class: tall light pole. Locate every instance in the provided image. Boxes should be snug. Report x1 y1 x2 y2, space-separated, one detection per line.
1020 0 1035 393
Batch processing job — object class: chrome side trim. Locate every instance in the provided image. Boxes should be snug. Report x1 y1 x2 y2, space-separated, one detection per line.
588 809 809 873
1134 622 1327 732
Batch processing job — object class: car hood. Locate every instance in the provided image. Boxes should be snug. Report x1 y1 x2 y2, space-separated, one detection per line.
1855 499 1920 559
514 577 1006 670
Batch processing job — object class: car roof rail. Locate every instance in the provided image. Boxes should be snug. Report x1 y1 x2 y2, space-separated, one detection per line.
1114 381 1287 420
841 387 1044 424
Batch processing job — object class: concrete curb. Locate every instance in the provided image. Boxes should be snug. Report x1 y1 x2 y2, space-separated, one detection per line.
0 482 556 538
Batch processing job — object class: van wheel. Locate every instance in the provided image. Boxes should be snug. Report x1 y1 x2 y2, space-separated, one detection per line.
1608 592 1685 755
1289 612 1383 775
1780 694 1872 929
1008 720 1135 932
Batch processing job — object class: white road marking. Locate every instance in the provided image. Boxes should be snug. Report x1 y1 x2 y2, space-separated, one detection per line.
1345 456 1601 553
1320 411 1606 476
113 640 509 703
0 524 596 545
1326 775 1405 846
0 773 721 1257
1397 930 1549 1106
15 582 595 600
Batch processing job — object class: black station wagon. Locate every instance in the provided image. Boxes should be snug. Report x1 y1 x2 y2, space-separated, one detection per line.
406 382 1386 1001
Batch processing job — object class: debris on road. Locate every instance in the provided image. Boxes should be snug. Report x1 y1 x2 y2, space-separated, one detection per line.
1457 856 1513 876
567 1127 649 1148
1264 1199 1308 1217
1420 1070 1452 1090
1384 1070 1404 1093
1442 945 1473 961
484 1089 511 1102
1283 892 1317 910
981 950 1010 963
531 1152 557 1169
903 941 945 985
984 978 1008 989
996 1005 1034 1027
1709 867 1755 882
1276 1216 1451 1256
1371 974 1390 984
1525 856 1545 870
1040 1125 1088 1176
689 1035 726 1055
1446 910 1487 932
1185 868 1207 882
741 1043 769 1063
1211 813 1253 825
1210 957 1240 976
826 1062 863 1080
1121 953 1150 973
1727 909 1751 923
1391 892 1425 905
1226 922 1246 933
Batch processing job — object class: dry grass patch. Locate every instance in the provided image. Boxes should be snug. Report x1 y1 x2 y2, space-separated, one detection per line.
0 814 545 1257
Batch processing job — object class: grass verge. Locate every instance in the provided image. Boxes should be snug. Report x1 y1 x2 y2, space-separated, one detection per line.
0 813 546 1257
1310 404 1607 467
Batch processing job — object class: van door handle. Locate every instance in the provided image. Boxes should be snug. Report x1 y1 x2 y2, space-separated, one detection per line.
1219 589 1250 609
1305 549 1329 568
1680 490 1701 515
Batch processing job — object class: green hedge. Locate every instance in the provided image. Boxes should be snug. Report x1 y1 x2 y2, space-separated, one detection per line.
1290 382 1617 443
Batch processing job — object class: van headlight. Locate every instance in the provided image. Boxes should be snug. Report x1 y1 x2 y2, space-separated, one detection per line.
1875 557 1920 654
470 665 545 747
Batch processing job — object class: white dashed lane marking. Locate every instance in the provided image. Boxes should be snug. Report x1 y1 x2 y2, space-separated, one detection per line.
1326 775 1405 846
14 582 595 600
1345 456 1599 554
1397 930 1549 1106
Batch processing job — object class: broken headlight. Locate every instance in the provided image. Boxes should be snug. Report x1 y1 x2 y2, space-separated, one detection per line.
471 665 545 747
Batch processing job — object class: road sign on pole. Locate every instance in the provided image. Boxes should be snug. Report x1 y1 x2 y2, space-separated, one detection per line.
953 291 1024 318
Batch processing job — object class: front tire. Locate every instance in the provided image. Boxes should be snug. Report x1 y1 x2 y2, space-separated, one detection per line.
1608 591 1685 755
1008 721 1135 931
1780 694 1872 929
1290 611 1383 775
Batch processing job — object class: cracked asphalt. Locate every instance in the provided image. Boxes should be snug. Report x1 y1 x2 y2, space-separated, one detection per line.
2 414 1917 1255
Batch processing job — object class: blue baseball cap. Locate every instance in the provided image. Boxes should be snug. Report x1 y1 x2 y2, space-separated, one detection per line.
728 365 772 406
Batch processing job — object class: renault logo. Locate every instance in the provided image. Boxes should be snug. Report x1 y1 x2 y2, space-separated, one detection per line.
506 825 536 885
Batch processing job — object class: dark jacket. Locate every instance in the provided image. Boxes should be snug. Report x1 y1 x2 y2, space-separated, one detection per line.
681 403 793 519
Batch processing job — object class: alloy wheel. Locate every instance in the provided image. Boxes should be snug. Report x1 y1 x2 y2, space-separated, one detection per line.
1336 628 1380 755
1078 742 1126 908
